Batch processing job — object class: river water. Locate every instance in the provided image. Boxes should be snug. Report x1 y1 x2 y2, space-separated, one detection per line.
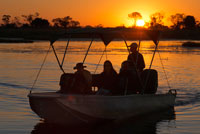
0 40 200 134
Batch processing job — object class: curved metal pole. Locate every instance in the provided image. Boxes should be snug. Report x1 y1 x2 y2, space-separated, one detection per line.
144 41 159 91
105 46 108 60
30 45 51 94
61 36 71 67
136 40 141 66
83 37 94 64
50 41 65 73
94 46 106 74
158 50 171 89
123 38 130 54
149 41 159 69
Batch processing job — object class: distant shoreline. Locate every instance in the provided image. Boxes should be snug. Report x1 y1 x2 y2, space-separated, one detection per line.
1 27 200 41
0 38 34 43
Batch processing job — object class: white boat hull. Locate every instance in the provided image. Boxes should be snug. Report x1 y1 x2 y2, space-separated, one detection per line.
28 92 176 125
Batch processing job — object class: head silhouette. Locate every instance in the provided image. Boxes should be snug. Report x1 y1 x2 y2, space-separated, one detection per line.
129 43 138 53
103 60 114 73
121 60 131 72
73 63 86 71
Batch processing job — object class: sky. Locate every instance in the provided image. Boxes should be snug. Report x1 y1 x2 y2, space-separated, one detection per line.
0 0 200 27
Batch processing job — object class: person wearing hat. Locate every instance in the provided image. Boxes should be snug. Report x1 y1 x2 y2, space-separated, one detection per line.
127 43 145 73
71 63 92 94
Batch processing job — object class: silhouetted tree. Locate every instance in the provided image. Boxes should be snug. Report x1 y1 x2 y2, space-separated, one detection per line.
63 16 71 27
69 20 80 28
52 18 60 27
196 21 200 29
115 24 126 29
1 15 18 28
128 12 142 27
170 13 185 30
84 25 93 28
52 16 72 28
11 17 22 27
31 18 50 28
183 15 196 29
52 16 80 28
95 24 103 28
22 12 39 25
150 12 165 29
144 22 150 28
2 15 11 25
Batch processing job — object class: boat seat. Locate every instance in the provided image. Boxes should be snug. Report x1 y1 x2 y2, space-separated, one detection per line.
59 73 74 93
141 69 158 94
59 73 102 93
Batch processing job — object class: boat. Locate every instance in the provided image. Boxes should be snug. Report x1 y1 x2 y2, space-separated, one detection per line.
31 107 175 133
28 31 177 126
182 41 200 47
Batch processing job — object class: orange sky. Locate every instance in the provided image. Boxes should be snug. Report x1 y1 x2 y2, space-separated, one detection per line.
1 0 200 27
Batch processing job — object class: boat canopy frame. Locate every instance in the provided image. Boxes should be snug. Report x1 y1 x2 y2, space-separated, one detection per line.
49 31 160 73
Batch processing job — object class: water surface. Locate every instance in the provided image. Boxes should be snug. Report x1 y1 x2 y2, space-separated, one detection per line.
0 40 200 134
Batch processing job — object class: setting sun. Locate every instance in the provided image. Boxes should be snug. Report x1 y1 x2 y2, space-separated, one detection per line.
136 19 145 27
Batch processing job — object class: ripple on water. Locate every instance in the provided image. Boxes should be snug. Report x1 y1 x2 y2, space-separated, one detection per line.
1 40 200 134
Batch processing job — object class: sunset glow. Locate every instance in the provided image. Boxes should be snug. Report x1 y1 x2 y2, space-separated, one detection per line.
0 0 200 27
136 20 145 27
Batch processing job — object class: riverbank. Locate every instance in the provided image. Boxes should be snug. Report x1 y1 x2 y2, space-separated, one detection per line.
1 27 200 41
0 38 34 43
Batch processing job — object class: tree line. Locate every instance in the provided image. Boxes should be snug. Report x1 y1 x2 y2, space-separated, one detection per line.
1 12 200 30
128 12 200 30
0 12 80 29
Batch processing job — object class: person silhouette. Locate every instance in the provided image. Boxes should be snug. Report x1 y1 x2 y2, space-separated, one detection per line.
96 60 118 95
127 43 145 73
72 63 92 94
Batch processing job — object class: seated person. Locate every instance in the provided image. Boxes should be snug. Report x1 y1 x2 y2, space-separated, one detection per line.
118 61 130 94
96 60 118 95
118 60 141 94
119 60 130 76
70 63 93 94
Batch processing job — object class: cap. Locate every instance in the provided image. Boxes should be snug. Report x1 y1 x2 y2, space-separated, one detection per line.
128 43 138 48
73 63 86 69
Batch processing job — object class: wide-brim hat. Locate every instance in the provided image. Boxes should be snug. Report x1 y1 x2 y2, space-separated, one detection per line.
73 63 86 69
128 42 138 48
